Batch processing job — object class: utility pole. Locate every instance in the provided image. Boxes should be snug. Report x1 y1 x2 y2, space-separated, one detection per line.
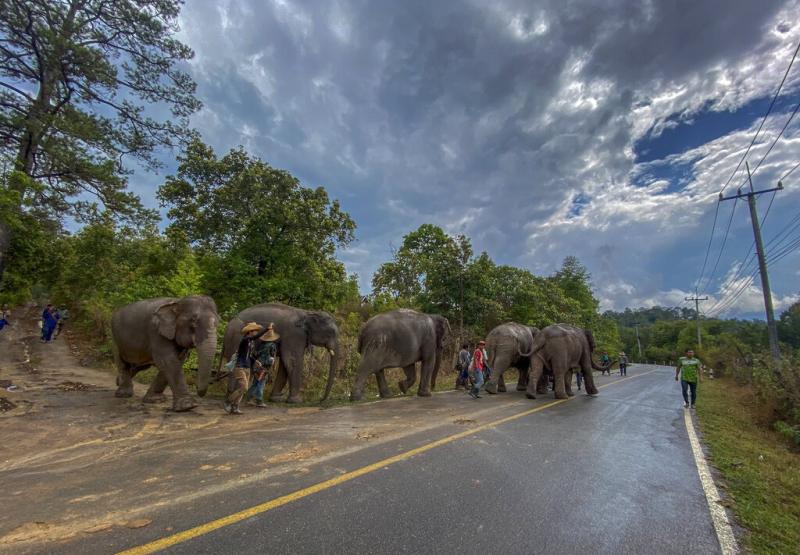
633 323 643 359
684 295 708 349
719 162 782 361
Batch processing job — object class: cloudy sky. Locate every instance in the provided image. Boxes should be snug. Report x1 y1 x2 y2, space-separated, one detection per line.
135 0 800 318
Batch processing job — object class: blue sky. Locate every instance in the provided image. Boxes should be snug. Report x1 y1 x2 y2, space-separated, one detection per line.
125 0 800 318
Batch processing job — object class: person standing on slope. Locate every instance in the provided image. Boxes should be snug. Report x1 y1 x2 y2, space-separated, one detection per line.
675 348 702 409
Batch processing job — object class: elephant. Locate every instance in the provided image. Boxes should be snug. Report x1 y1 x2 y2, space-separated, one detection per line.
350 308 450 401
219 303 340 403
112 296 219 412
483 322 539 394
525 323 605 400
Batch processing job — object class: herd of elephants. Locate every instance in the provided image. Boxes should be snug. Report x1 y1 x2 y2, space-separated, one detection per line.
110 295 611 412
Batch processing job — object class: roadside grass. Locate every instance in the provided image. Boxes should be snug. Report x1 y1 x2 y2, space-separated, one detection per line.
696 377 800 554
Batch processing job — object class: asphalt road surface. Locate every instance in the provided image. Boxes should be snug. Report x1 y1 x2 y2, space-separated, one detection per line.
50 365 725 555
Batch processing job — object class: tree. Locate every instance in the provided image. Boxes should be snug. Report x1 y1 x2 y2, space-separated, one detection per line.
373 224 471 314
778 302 800 350
158 139 357 312
0 0 199 221
550 256 599 327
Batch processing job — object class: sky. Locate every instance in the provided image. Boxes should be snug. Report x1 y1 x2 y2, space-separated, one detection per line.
130 0 800 318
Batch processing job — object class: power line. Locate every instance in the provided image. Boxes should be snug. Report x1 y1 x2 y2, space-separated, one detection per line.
732 96 800 191
694 201 720 294
704 217 800 317
720 39 800 195
699 198 738 295
694 40 799 302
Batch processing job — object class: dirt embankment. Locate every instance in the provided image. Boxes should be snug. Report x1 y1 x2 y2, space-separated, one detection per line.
0 306 511 550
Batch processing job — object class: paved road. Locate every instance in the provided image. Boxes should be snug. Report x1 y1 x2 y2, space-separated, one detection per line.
54 365 723 555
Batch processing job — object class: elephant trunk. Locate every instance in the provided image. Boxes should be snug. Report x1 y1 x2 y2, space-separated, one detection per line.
195 329 217 397
321 340 339 402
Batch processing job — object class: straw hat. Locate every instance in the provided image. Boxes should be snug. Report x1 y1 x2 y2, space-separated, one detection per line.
478 340 486 345
259 322 280 342
241 321 262 334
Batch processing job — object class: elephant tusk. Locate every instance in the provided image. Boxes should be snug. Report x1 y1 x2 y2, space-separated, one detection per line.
327 349 335 357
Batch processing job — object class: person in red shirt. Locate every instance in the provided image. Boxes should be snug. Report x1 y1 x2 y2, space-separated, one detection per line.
469 340 486 398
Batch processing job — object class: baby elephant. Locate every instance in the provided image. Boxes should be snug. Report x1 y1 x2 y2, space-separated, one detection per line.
350 309 450 401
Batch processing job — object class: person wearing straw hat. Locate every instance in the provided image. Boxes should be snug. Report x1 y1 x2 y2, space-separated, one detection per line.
225 321 262 414
246 323 280 408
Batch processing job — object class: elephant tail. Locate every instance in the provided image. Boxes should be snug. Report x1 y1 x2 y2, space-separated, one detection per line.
518 331 545 358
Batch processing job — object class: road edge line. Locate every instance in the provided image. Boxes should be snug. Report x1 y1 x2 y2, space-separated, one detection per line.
119 368 659 555
684 409 739 555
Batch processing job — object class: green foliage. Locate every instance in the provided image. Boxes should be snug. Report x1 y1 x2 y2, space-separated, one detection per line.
778 301 800 350
0 172 64 304
158 139 357 314
697 378 800 554
0 0 199 224
371 225 605 342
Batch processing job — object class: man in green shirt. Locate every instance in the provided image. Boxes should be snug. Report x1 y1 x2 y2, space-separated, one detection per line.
675 348 702 408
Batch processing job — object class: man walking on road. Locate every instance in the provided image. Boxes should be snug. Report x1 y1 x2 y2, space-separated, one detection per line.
246 323 279 408
226 322 262 415
618 352 628 376
675 348 702 409
469 340 486 398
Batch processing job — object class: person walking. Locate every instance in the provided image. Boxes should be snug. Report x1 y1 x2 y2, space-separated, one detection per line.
0 305 9 331
600 352 611 375
54 306 69 338
618 352 628 376
40 304 57 343
469 340 486 398
246 323 280 408
575 369 583 391
455 343 471 389
225 322 262 415
675 348 702 409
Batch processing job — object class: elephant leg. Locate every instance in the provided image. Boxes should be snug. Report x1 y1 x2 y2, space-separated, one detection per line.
526 358 544 399
376 369 392 398
581 360 599 396
285 356 304 404
553 368 568 399
351 353 378 401
564 370 575 397
485 351 512 394
143 371 169 403
269 358 288 402
398 364 416 394
418 355 434 397
517 365 530 391
114 358 134 398
153 353 197 412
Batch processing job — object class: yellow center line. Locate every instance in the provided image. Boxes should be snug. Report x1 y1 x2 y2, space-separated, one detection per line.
119 368 660 555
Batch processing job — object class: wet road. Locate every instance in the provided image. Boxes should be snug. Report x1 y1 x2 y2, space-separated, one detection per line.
62 365 723 555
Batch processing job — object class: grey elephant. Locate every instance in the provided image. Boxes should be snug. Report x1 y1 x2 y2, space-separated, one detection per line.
483 322 538 394
112 296 219 412
350 308 450 401
525 323 605 400
219 303 339 403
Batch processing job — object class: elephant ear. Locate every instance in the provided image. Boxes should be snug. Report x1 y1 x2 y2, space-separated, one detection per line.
153 302 178 340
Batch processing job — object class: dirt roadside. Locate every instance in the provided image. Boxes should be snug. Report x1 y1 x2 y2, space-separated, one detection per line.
0 306 528 550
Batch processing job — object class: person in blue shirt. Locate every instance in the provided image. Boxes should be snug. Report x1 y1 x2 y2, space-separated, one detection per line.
41 304 57 342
